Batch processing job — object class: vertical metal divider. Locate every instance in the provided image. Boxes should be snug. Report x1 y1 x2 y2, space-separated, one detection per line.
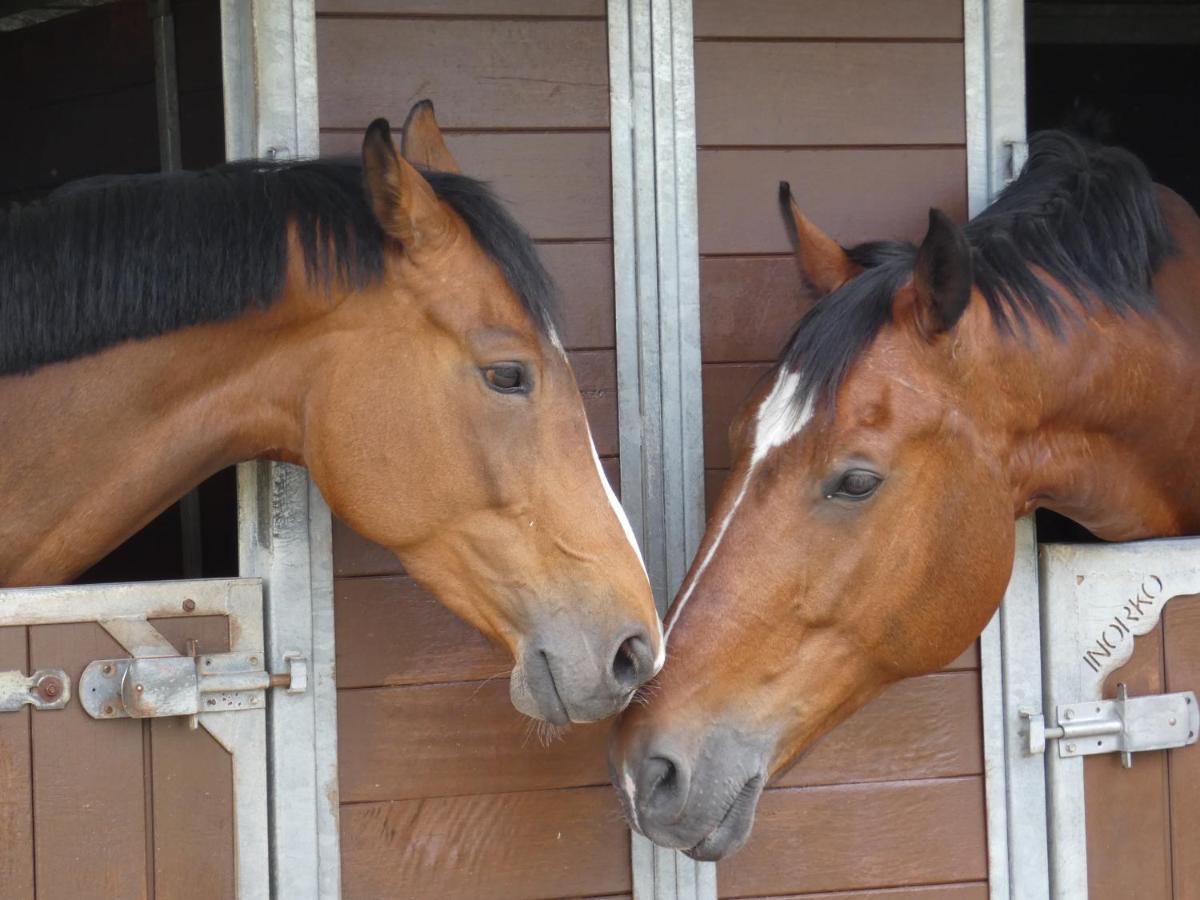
221 2 340 897
965 3 1048 898
609 1 712 897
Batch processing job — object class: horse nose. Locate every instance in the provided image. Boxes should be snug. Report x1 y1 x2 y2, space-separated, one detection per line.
610 630 656 693
634 744 691 825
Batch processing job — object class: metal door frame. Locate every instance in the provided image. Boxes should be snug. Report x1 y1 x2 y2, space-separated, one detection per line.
220 2 341 898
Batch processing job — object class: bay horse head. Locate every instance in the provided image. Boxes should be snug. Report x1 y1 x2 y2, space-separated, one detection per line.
0 101 662 724
610 132 1196 857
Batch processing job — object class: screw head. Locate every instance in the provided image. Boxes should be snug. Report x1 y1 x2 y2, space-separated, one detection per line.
33 675 63 702
1066 742 1077 754
103 704 114 716
135 684 145 694
102 664 114 676
182 598 196 613
1064 709 1075 721
1169 717 1178 727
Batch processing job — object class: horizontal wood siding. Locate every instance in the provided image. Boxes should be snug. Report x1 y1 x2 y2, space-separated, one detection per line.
317 4 626 896
694 5 981 897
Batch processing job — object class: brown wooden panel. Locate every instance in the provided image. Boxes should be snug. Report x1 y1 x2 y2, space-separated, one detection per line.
539 241 616 349
340 786 631 899
30 623 149 899
339 679 609 802
701 256 808 363
693 0 963 39
149 617 235 900
0 626 33 900
318 0 603 12
702 363 773 470
775 672 981 788
321 130 612 242
335 575 510 687
317 19 608 129
698 148 967 255
734 884 988 900
718 777 987 897
696 43 965 148
1164 594 1200 899
573 348 619 456
1085 626 1172 900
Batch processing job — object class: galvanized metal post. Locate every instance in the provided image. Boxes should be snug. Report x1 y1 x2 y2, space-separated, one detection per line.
220 2 340 898
609 0 712 897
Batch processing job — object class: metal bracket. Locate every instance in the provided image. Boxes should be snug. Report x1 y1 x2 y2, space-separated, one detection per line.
0 668 71 712
1005 140 1029 185
1021 684 1198 767
80 649 307 722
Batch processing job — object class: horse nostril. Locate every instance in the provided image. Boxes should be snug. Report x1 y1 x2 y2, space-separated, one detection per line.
611 632 652 692
640 753 688 822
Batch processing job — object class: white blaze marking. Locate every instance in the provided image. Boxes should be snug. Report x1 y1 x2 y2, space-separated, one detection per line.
665 369 812 641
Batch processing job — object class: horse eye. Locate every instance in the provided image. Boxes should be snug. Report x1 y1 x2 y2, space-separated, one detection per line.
829 469 882 501
483 363 528 394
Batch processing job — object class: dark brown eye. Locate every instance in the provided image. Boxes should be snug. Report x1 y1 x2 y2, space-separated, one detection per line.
829 469 882 501
483 363 528 394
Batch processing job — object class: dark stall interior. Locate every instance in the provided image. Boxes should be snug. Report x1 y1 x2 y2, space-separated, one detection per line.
0 0 236 582
1025 0 1200 541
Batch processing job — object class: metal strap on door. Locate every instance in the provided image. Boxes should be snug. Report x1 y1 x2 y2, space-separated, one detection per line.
0 578 304 900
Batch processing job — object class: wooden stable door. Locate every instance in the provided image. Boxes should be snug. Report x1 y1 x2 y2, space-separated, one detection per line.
1085 593 1200 899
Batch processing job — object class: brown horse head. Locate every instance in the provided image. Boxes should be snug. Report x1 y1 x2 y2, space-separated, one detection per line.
0 101 662 724
610 133 1199 857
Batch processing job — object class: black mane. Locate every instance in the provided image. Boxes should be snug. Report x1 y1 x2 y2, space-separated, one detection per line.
779 130 1175 409
0 158 556 375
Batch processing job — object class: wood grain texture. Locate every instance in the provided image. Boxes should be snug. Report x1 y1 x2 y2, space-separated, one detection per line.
727 884 988 900
320 130 613 241
1164 594 1200 899
317 19 608 129
149 617 235 900
696 43 965 147
340 786 630 899
701 256 809 363
1085 626 1172 900
698 148 967 255
693 0 963 39
0 627 33 900
718 777 987 897
339 679 610 802
30 623 149 900
775 672 982 788
335 575 508 687
318 0 603 13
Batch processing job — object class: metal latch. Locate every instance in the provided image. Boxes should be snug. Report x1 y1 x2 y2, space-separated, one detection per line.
1022 684 1198 768
0 669 71 712
80 646 307 725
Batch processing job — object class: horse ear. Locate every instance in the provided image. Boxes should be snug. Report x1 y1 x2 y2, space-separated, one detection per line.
912 208 973 337
362 117 451 250
400 100 462 174
779 182 861 297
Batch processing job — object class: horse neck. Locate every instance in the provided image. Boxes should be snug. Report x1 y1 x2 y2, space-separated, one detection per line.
0 293 315 587
976 272 1200 541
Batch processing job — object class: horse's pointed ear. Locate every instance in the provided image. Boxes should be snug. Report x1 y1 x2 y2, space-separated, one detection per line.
912 208 973 337
400 100 462 174
362 117 451 250
779 182 861 297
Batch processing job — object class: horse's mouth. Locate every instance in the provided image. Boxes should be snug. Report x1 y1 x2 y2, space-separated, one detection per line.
685 774 764 861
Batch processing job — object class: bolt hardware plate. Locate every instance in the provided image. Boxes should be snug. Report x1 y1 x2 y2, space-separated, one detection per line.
0 668 72 712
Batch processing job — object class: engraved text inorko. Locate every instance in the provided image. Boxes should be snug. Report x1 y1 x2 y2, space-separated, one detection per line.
1082 575 1163 673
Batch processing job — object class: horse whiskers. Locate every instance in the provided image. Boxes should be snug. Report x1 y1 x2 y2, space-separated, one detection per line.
468 667 512 700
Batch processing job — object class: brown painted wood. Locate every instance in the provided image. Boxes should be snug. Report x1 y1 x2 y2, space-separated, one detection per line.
317 19 608 130
339 679 609 802
149 617 235 900
539 241 616 349
1085 626 1172 900
30 623 149 899
698 148 967 255
1164 594 1200 899
340 786 631 899
776 672 982 788
317 0 603 17
701 256 809 363
696 43 965 148
732 884 988 900
321 131 613 242
0 626 33 900
693 0 963 40
702 363 774 469
718 777 987 897
335 575 510 687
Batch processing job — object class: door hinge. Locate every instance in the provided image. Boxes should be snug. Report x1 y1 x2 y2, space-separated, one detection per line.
80 646 307 726
0 669 71 712
1021 683 1198 768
